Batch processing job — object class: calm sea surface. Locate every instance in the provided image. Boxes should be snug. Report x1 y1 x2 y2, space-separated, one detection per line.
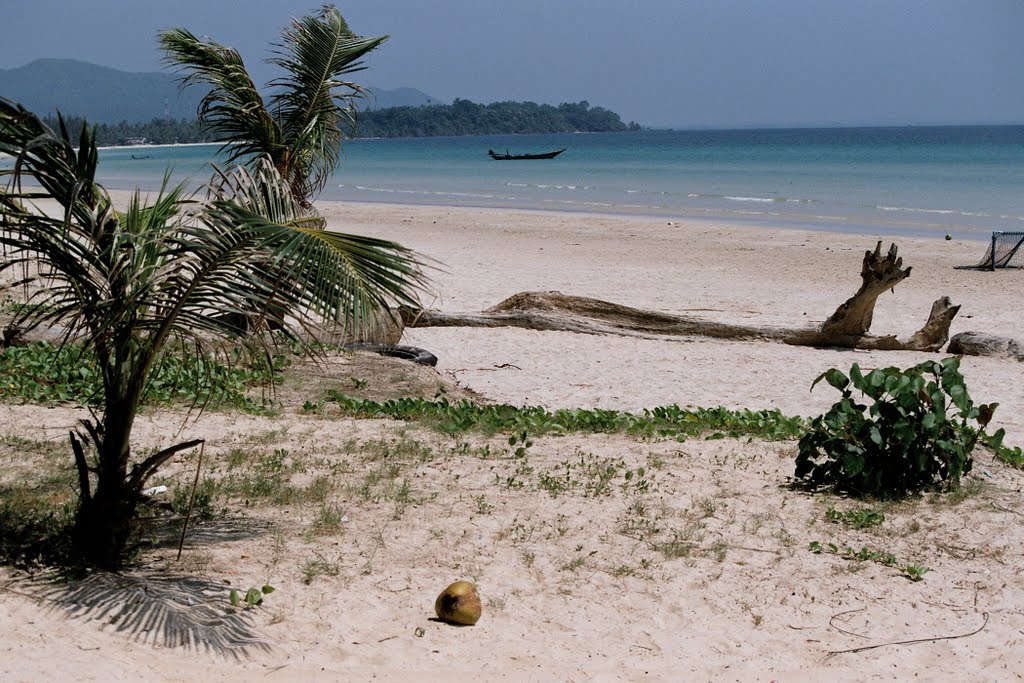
82 127 1024 240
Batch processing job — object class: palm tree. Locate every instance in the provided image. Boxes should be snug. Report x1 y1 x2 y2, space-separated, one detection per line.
159 4 386 215
0 98 428 569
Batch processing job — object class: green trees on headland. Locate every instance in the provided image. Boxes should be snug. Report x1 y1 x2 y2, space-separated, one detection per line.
48 99 639 147
356 99 640 138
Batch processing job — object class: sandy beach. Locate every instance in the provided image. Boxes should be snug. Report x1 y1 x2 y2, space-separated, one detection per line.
2 200 1023 681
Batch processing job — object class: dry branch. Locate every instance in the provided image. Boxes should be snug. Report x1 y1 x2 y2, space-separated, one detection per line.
400 242 963 354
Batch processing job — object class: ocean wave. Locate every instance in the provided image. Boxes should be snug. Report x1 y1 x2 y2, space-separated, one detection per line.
875 205 996 219
348 185 509 200
684 192 814 204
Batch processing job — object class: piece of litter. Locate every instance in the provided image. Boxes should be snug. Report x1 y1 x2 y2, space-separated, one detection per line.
142 485 168 495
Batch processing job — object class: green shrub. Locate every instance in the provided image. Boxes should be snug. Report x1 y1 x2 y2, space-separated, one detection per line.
795 357 1000 499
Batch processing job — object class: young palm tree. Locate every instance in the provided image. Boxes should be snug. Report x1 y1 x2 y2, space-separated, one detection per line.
0 97 428 569
159 4 386 214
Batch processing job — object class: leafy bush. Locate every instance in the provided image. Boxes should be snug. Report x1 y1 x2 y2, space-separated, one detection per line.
795 357 1003 498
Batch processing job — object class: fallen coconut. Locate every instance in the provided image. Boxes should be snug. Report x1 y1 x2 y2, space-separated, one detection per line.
434 580 482 625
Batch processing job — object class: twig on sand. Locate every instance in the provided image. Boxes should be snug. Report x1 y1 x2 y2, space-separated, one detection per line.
826 612 989 656
829 608 870 639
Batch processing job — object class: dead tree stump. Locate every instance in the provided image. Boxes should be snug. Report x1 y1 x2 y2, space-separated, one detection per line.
821 241 911 337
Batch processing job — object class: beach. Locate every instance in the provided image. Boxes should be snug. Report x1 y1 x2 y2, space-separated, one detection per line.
2 200 1023 681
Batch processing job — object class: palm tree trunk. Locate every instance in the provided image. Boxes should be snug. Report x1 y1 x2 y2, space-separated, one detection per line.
71 396 139 570
72 470 138 570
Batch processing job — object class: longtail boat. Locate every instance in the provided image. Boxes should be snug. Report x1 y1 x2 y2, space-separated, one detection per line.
488 148 566 160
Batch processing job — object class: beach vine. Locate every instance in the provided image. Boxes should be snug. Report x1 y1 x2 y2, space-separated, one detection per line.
319 391 806 441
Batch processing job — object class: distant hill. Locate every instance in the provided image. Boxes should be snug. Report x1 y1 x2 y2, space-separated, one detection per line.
0 59 204 123
0 58 441 123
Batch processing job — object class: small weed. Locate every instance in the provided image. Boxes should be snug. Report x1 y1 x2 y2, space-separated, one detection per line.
312 504 347 534
171 477 218 521
301 554 341 584
473 495 494 515
652 536 693 559
228 582 275 609
903 564 930 582
809 540 929 581
509 431 533 458
696 497 718 518
825 506 885 529
617 500 660 541
559 548 597 572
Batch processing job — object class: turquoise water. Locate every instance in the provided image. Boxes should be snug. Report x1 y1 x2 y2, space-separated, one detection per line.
83 127 1024 239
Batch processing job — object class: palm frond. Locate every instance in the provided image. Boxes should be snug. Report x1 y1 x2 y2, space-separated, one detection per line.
158 28 281 168
191 159 431 340
266 5 388 201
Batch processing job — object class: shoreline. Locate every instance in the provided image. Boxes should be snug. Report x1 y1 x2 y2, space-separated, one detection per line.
319 197 996 242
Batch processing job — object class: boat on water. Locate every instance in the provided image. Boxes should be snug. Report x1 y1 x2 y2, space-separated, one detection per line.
488 148 566 160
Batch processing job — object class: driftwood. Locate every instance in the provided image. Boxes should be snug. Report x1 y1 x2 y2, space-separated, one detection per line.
401 242 966 354
948 332 1024 361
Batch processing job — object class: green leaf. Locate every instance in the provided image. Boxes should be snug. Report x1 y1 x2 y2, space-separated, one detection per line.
245 587 263 606
823 368 850 391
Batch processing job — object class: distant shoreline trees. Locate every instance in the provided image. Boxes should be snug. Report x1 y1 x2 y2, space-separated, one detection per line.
46 99 640 147
356 99 641 138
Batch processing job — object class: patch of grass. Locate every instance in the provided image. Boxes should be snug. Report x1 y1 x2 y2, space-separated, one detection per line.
559 546 597 572
170 477 220 521
301 553 342 584
311 504 347 535
651 533 694 560
617 499 661 541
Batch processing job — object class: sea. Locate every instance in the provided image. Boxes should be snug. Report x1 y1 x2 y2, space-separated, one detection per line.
46 126 1024 240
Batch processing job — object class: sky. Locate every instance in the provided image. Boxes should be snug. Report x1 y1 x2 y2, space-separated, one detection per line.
2 0 1023 128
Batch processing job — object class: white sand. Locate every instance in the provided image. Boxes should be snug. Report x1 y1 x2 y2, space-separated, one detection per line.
2 201 1022 682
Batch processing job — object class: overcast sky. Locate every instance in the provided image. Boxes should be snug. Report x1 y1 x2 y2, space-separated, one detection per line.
3 0 1022 128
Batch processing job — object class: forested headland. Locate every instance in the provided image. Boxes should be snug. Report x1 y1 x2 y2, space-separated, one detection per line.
46 99 640 146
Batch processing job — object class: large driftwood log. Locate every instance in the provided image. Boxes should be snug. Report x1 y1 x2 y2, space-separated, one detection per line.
402 291 956 351
401 242 971 354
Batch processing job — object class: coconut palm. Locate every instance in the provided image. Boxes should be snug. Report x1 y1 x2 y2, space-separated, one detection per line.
0 98 428 569
159 4 386 214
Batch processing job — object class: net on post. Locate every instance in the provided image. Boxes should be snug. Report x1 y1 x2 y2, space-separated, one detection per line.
967 231 1024 270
